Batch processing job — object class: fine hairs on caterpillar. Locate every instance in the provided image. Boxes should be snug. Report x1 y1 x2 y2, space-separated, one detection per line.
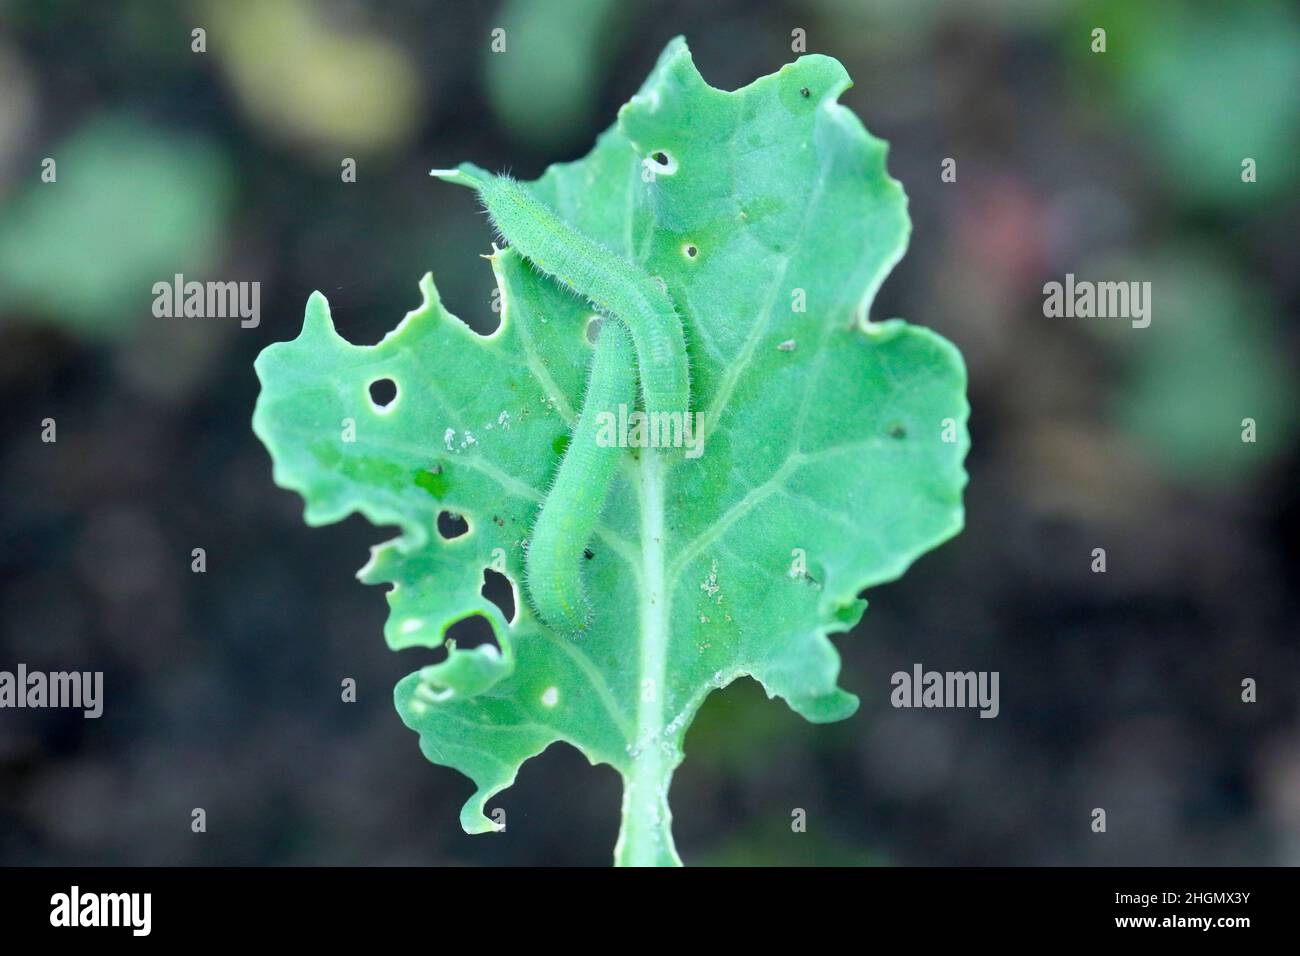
523 319 637 633
431 162 693 634
431 163 690 421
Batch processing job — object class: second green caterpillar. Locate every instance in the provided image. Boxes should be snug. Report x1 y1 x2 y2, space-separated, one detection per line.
523 318 637 632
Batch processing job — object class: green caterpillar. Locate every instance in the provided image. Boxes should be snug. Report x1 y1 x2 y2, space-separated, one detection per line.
431 163 690 420
432 163 692 634
523 318 637 633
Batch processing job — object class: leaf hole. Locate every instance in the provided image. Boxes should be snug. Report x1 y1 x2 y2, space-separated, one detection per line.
368 378 398 411
481 568 517 624
683 243 698 259
437 510 469 539
646 150 678 175
445 613 499 651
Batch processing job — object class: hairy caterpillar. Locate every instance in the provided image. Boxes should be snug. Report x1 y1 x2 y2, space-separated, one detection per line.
431 163 690 420
432 162 693 633
524 318 637 633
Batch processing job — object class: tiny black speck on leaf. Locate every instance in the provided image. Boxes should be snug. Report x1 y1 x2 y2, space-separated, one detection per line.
800 87 810 98
583 548 594 560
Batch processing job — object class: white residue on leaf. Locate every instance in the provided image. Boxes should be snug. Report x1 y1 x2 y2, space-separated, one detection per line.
443 427 477 452
700 559 720 601
498 410 510 429
540 686 559 708
400 618 423 634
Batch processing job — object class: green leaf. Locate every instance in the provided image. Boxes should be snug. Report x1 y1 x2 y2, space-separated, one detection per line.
253 38 969 865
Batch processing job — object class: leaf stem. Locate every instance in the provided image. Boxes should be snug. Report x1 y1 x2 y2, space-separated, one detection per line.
614 451 682 866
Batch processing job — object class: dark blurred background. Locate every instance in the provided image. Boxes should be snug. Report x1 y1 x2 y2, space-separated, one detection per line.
1 0 1296 865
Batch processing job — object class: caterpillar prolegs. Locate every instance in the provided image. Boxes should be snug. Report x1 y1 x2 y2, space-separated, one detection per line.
431 164 691 633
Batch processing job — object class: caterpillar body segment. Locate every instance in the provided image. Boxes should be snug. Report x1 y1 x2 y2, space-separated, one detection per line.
523 319 637 633
432 164 691 421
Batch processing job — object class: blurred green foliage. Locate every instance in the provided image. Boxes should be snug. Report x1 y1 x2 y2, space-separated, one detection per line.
0 117 230 338
1086 249 1297 486
205 0 423 157
1079 0 1300 206
485 0 623 149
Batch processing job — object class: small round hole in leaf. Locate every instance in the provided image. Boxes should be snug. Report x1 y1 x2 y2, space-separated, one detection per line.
368 378 397 410
683 244 698 259
645 150 678 175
